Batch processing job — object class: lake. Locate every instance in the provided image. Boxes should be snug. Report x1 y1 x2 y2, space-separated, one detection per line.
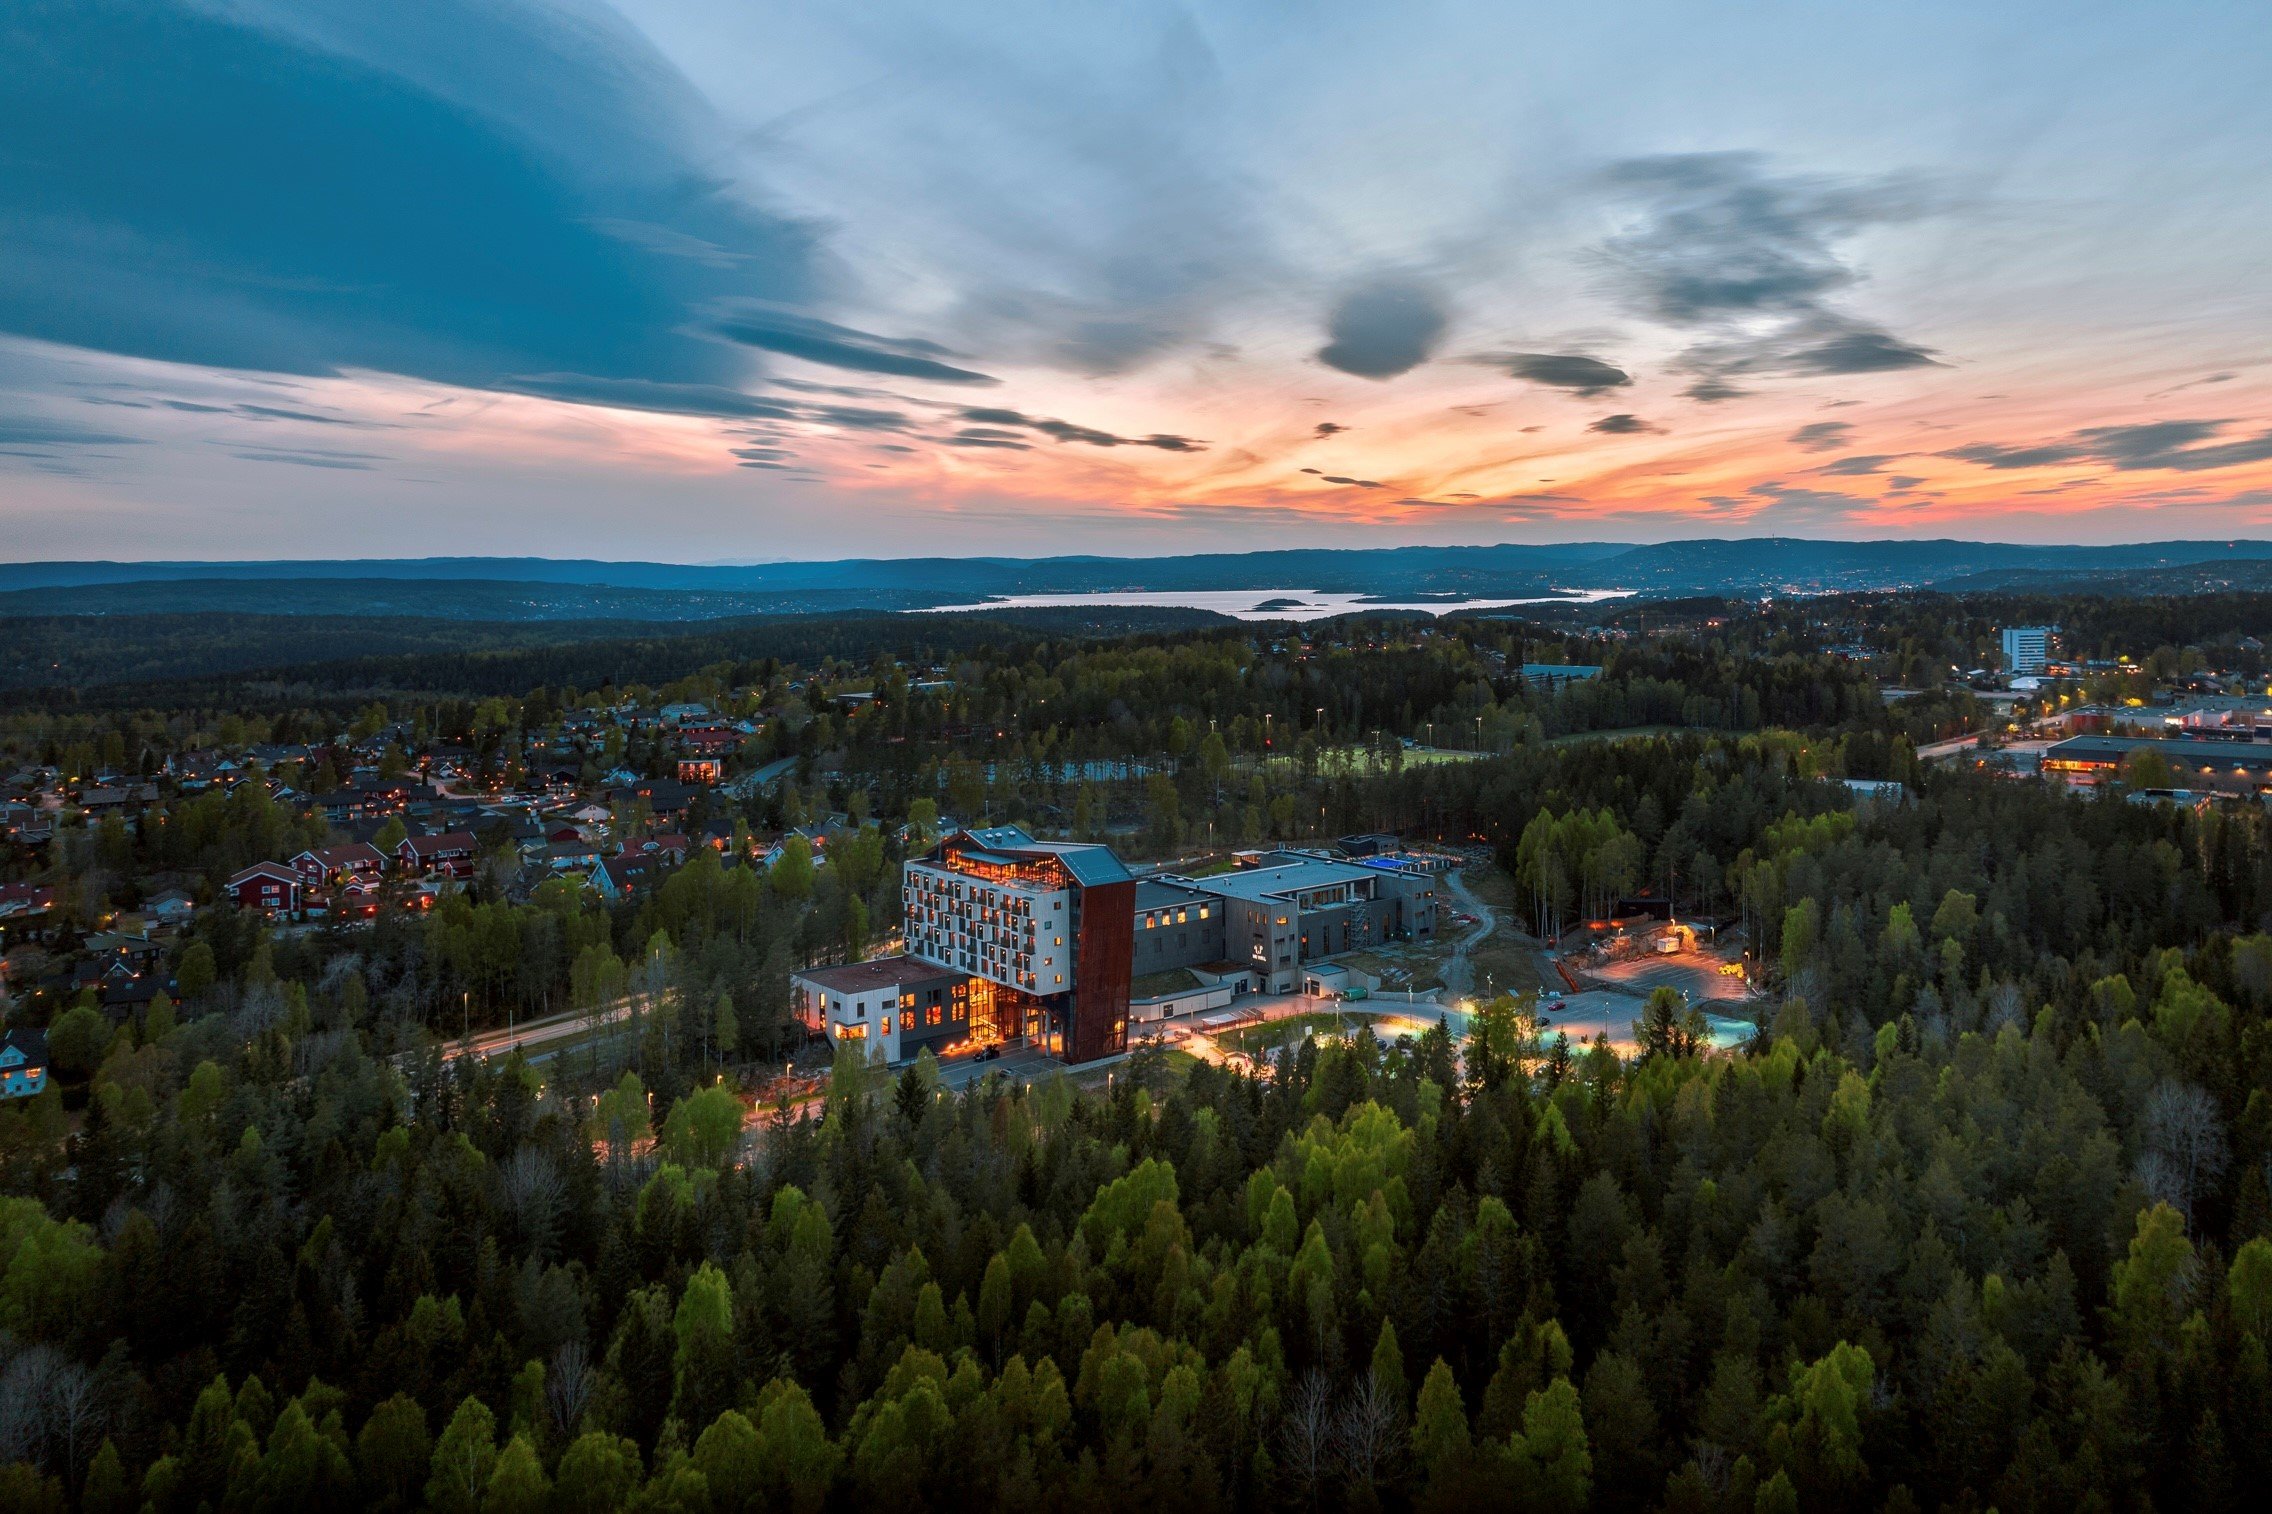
917 587 1630 622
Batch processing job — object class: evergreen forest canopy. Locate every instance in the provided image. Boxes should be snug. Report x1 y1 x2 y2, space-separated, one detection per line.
1 594 2270 1511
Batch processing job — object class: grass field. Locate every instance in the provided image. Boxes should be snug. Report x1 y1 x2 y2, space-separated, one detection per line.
1215 1011 1359 1057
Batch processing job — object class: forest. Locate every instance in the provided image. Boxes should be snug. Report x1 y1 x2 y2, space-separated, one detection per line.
3 596 2271 1510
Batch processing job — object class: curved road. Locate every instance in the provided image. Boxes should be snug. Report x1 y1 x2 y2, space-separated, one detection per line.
1437 869 1498 1000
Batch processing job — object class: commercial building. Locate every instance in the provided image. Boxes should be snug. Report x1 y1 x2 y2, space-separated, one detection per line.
792 830 1442 1065
2001 627 2051 677
790 954 972 1064
2043 734 2272 792
1158 849 1439 994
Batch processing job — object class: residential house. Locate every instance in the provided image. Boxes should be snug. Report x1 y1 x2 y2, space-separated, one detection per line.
292 842 390 889
633 833 692 866
0 884 55 943
396 831 478 879
591 853 668 901
143 889 196 926
84 930 163 976
616 778 698 826
677 756 725 786
0 1029 49 1099
225 862 302 914
542 839 601 873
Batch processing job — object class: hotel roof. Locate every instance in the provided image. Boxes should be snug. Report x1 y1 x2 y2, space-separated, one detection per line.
948 826 1133 886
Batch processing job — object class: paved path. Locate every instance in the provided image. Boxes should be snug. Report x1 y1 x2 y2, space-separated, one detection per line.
1437 869 1500 999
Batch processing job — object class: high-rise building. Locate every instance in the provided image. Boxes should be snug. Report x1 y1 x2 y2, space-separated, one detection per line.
2001 626 2051 676
901 827 1133 1062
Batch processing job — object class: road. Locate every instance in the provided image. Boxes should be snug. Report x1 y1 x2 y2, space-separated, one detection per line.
1915 730 1998 761
727 756 799 800
429 999 637 1067
1436 869 1498 999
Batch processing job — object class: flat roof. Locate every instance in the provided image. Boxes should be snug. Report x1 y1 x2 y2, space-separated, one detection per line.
1134 879 1213 911
2046 734 2272 769
1175 854 1378 903
791 954 960 995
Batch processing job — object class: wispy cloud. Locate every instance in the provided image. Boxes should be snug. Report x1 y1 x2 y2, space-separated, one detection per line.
1942 419 2272 472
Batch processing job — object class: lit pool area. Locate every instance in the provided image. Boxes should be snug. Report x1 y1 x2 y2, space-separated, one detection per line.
1354 991 1758 1056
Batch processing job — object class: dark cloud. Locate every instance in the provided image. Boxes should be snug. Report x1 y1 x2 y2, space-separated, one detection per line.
1788 421 1852 452
229 446 384 470
1316 278 1448 379
1030 418 1122 446
234 403 367 426
1887 475 1926 490
1682 376 1748 403
501 375 800 420
0 1 818 401
0 418 144 449
1941 419 2272 473
945 436 1030 450
1319 475 1383 488
951 406 1204 452
1818 454 1900 475
1484 352 1632 396
955 427 1026 442
715 311 996 385
1941 440 2086 469
1599 152 1943 396
1784 328 1937 375
1314 422 1348 437
1588 413 1661 435
807 405 914 432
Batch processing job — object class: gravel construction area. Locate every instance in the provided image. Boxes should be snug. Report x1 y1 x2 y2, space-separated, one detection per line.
1586 949 1757 1004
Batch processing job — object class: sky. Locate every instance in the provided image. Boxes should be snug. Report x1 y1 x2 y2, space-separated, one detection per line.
4 0 2272 562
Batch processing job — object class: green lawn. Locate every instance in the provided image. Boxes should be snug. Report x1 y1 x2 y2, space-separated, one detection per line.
1215 1011 1361 1057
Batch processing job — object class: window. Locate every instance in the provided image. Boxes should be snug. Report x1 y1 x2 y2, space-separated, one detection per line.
900 1011 914 1032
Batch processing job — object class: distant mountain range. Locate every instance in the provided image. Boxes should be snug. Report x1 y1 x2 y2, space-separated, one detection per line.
1 539 2267 620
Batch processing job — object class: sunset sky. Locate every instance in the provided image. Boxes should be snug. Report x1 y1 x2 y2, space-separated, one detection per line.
5 0 2271 561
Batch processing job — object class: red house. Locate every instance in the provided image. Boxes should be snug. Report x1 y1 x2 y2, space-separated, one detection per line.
225 862 302 915
396 831 478 878
291 842 389 887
